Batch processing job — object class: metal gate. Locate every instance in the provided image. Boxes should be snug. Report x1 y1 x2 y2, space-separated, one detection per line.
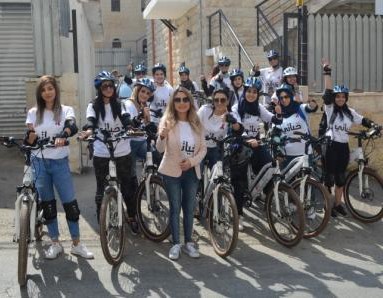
0 3 35 137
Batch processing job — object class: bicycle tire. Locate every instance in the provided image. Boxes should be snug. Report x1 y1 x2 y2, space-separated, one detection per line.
291 178 331 238
344 167 383 223
207 186 239 257
136 175 170 242
266 183 304 247
99 188 126 265
18 201 30 287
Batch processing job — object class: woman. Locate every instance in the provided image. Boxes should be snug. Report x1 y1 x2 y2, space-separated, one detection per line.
156 86 207 260
271 67 303 103
79 71 138 234
228 69 245 107
275 83 318 167
26 75 93 259
197 88 241 170
231 76 283 231
321 61 376 217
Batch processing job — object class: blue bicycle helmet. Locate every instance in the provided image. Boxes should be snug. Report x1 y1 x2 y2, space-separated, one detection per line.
135 78 156 93
94 71 116 89
229 69 244 80
152 63 167 75
178 65 190 75
244 76 262 91
218 56 231 66
266 49 279 59
333 85 349 95
276 83 294 98
134 64 147 74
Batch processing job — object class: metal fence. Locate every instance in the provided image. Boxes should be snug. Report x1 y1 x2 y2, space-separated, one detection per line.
95 48 147 76
308 14 383 92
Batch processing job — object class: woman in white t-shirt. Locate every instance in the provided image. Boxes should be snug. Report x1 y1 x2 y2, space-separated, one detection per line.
156 86 206 261
25 75 93 260
79 71 139 234
321 61 376 218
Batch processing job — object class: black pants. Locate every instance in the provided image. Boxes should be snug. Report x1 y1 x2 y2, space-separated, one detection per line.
325 141 349 187
93 154 136 218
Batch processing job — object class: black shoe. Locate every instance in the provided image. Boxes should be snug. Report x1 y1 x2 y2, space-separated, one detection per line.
129 220 139 235
331 206 338 218
335 204 348 216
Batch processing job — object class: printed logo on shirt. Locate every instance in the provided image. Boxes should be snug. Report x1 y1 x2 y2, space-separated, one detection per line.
248 125 260 133
155 100 167 108
282 122 302 133
334 123 349 132
181 140 195 156
40 131 48 139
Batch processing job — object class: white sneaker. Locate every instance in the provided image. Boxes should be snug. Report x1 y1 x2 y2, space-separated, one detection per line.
238 216 244 232
182 242 200 258
70 243 94 259
45 242 63 259
169 244 181 260
306 206 316 220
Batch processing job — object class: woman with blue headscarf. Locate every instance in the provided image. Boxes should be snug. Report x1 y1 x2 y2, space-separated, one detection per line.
275 83 318 168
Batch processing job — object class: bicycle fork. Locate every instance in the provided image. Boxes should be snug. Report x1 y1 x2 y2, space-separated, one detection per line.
109 160 123 227
14 192 38 242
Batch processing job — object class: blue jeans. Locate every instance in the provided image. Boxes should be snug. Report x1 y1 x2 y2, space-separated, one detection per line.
130 139 147 176
162 169 199 244
32 157 79 241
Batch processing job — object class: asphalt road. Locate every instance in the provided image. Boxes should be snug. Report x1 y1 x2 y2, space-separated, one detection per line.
0 145 382 298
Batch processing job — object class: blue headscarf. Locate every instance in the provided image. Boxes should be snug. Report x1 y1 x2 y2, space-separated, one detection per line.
237 92 260 120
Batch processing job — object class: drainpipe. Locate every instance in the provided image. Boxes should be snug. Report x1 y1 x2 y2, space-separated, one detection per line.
151 20 156 64
199 0 203 74
168 28 173 85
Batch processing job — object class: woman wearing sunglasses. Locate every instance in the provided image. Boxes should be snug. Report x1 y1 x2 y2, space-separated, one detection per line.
156 86 207 260
231 76 283 231
79 71 139 234
274 83 318 168
197 88 241 170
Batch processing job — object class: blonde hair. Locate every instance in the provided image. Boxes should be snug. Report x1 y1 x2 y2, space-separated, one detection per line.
161 86 202 134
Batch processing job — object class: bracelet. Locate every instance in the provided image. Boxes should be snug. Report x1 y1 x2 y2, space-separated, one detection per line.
323 71 332 76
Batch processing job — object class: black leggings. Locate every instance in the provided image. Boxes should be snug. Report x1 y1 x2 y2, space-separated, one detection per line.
93 154 136 218
325 141 350 187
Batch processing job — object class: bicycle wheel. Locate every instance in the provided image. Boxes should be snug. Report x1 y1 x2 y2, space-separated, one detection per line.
291 178 331 238
344 167 383 223
207 186 239 257
136 175 170 242
266 183 304 247
18 201 30 287
99 188 126 265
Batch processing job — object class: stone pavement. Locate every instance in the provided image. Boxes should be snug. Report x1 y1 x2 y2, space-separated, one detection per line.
0 145 382 297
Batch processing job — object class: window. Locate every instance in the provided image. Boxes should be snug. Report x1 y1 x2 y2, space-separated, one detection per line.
111 0 120 12
142 39 147 54
112 38 122 48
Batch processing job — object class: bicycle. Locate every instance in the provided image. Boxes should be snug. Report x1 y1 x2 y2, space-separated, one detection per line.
196 135 239 257
83 128 144 265
136 128 170 242
281 132 331 238
1 136 55 286
243 132 305 247
344 125 383 223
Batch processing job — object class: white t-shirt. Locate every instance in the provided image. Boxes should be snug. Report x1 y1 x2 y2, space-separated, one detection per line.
26 105 74 159
231 103 274 137
178 121 195 158
150 82 173 125
259 67 283 104
197 104 228 148
324 104 363 143
209 73 233 91
277 104 312 156
86 102 131 158
123 99 146 141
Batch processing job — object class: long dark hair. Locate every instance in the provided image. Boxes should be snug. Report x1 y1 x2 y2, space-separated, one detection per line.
92 81 121 122
330 103 354 125
35 75 62 125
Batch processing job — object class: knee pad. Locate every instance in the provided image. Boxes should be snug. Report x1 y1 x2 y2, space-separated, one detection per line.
41 199 57 221
63 200 81 222
334 173 346 187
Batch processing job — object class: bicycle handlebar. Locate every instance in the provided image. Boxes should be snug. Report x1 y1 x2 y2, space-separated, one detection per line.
1 136 69 151
347 125 382 139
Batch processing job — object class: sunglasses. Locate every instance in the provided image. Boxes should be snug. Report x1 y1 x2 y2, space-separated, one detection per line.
174 96 190 104
101 83 114 90
268 57 278 61
279 95 290 100
213 97 227 104
218 63 230 67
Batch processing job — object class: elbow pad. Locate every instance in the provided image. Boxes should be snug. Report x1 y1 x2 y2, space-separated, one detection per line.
362 118 373 128
84 117 97 130
322 89 334 105
64 118 78 136
120 113 132 129
271 115 283 125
